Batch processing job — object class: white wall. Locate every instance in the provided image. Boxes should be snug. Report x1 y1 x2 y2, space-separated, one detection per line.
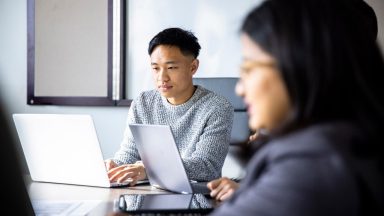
126 0 261 98
126 0 384 99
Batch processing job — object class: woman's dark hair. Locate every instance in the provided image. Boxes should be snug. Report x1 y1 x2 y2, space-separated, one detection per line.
148 27 201 58
353 0 378 41
241 0 384 155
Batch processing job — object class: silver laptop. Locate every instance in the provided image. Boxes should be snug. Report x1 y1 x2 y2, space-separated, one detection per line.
12 113 130 188
128 123 210 194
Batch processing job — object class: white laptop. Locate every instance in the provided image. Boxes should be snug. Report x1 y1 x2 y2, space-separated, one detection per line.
12 113 131 188
128 123 211 194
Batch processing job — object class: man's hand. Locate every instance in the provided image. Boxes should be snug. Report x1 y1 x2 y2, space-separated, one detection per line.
207 177 239 201
104 159 118 171
107 161 146 186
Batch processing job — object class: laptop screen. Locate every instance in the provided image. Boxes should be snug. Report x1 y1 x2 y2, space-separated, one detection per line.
128 123 196 194
12 113 129 188
118 193 219 214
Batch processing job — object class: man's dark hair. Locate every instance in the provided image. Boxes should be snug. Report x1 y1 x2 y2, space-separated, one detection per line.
148 27 201 58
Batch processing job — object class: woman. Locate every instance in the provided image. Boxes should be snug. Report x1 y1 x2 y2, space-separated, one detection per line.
209 0 384 215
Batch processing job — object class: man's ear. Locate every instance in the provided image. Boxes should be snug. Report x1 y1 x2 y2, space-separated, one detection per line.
191 59 199 75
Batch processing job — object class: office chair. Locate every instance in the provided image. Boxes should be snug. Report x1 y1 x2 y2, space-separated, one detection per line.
193 77 251 179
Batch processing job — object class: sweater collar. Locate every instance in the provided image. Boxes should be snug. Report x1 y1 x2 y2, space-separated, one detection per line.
160 85 205 110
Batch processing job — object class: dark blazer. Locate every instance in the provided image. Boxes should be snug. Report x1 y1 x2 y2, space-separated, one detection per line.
210 122 384 216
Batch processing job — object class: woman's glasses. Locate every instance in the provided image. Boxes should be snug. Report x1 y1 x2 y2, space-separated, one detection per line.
240 60 276 75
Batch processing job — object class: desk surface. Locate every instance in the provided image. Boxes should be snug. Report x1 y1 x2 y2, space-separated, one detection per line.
25 175 172 215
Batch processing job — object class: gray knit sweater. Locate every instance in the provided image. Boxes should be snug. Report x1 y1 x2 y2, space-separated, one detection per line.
112 85 234 181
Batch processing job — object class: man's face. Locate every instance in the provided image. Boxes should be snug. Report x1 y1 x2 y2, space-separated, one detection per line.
150 45 199 105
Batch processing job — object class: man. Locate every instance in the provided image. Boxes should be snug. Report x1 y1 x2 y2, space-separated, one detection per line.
105 27 234 186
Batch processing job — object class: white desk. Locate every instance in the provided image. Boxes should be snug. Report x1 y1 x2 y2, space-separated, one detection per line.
25 175 170 215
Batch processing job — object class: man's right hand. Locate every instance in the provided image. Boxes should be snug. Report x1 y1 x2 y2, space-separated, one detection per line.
105 160 147 186
104 159 118 171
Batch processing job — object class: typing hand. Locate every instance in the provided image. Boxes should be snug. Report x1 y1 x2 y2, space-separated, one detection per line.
104 159 118 171
107 162 146 186
207 177 239 201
